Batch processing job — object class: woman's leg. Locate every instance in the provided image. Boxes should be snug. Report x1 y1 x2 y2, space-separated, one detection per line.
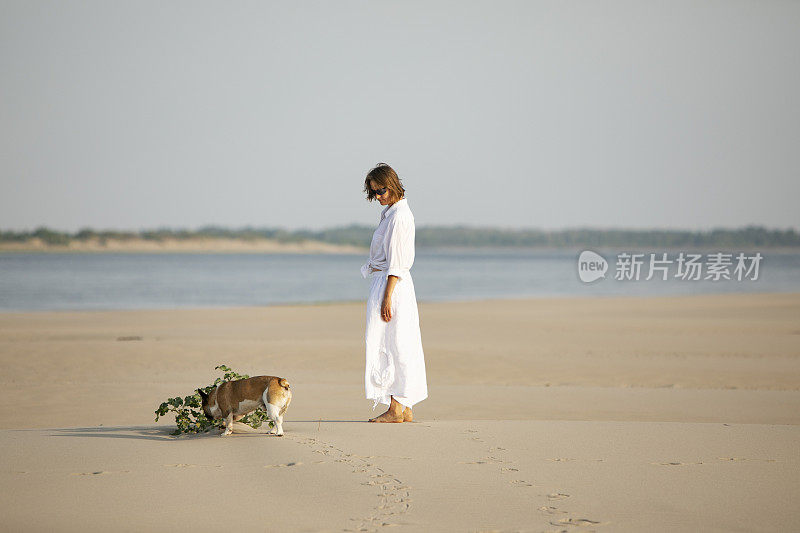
368 396 405 423
394 395 414 421
368 396 413 422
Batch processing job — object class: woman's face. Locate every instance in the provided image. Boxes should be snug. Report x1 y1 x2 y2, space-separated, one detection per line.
369 179 394 206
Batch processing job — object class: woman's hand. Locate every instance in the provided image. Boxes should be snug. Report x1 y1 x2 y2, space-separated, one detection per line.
369 267 392 321
381 275 399 322
381 296 393 322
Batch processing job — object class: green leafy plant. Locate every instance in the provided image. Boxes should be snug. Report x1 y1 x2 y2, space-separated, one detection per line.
155 364 274 435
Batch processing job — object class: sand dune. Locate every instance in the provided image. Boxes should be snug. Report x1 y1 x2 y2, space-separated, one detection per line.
1 293 798 531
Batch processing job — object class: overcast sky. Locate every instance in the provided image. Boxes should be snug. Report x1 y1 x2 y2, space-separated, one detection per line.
1 1 798 233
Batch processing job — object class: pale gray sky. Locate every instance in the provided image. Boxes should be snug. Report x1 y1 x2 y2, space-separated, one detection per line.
1 1 798 232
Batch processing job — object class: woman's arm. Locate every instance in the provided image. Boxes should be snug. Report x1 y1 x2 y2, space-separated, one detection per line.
380 214 412 322
381 275 399 322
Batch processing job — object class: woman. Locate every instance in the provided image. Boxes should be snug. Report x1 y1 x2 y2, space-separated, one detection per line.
360 163 428 423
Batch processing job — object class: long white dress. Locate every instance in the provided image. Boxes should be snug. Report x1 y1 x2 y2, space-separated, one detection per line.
360 198 428 410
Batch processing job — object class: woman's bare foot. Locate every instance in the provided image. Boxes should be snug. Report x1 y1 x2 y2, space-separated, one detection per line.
368 409 404 423
403 407 413 422
369 396 405 423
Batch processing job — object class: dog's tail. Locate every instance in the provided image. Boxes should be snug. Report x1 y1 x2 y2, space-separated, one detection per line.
278 378 290 390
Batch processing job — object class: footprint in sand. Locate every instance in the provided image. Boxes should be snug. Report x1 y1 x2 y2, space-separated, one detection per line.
72 470 130 476
164 463 222 469
509 479 533 487
292 434 411 531
717 457 776 463
550 517 603 527
539 506 567 515
651 461 703 466
459 457 508 465
264 462 302 468
549 458 576 462
500 467 519 473
547 493 571 500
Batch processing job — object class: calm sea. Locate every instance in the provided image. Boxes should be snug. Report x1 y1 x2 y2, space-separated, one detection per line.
0 249 798 312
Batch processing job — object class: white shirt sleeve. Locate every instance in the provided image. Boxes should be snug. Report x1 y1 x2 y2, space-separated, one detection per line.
360 261 371 279
383 214 414 281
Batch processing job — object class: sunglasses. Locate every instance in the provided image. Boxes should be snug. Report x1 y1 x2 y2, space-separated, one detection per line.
371 187 388 196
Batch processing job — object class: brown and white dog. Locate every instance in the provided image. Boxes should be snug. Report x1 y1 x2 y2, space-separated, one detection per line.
198 376 292 436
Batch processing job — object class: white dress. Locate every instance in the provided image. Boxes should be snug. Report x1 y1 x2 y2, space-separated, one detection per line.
360 197 428 410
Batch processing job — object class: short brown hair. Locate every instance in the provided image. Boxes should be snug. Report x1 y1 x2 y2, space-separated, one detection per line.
363 163 405 202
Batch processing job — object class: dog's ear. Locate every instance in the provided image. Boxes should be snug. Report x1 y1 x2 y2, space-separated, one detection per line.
197 388 208 400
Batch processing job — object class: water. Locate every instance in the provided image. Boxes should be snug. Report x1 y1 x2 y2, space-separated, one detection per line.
0 249 798 312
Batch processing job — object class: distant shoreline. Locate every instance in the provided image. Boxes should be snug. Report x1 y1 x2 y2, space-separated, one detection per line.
0 237 367 254
4 224 800 251
2 239 799 254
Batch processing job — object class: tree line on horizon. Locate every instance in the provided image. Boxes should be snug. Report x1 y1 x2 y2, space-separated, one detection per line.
1 224 799 248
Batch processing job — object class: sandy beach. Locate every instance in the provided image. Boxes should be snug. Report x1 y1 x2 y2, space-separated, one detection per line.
1 292 798 532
